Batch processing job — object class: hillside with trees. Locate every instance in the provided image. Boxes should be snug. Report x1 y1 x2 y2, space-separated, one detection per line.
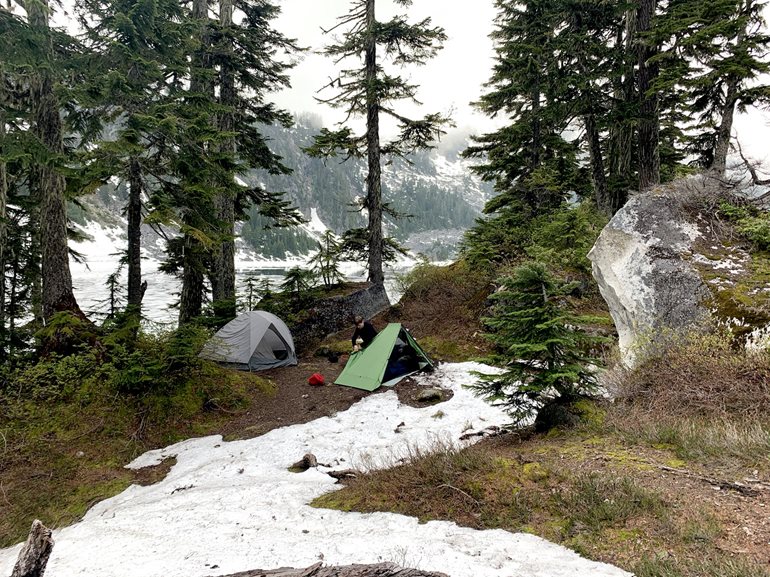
2 0 770 576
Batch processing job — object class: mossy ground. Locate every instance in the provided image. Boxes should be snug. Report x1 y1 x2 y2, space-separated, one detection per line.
312 414 770 577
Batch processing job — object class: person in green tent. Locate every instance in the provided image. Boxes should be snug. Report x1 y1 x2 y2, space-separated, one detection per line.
351 315 377 352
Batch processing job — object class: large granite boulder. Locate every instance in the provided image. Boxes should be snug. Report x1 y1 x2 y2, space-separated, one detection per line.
588 180 767 366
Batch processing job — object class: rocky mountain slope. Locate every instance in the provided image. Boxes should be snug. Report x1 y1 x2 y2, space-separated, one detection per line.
74 114 493 262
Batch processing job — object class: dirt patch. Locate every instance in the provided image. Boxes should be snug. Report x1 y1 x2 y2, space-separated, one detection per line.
217 354 448 441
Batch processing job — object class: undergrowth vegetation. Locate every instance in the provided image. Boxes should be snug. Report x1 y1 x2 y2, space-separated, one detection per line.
605 331 770 466
0 322 270 547
311 192 770 577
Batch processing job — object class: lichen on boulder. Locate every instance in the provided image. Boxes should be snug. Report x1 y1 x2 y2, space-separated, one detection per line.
588 177 770 366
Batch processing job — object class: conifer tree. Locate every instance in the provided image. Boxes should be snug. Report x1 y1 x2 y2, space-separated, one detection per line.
636 0 661 190
207 0 301 320
469 262 601 427
309 230 344 288
306 0 450 286
656 0 770 174
11 0 85 320
463 0 588 218
76 0 188 316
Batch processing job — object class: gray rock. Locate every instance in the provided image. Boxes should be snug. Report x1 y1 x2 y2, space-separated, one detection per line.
416 388 444 402
588 187 712 366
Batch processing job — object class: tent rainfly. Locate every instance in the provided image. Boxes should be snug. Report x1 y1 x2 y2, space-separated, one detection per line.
199 311 297 371
335 323 433 391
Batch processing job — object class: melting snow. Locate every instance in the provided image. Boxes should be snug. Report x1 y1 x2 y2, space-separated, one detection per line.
0 363 628 577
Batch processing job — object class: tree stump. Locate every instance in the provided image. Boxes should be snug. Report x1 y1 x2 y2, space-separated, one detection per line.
208 562 449 577
11 520 54 577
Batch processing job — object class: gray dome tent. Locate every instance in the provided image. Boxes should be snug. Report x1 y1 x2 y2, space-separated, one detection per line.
200 311 297 371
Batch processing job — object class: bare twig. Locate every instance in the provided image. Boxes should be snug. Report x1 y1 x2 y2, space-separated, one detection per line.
658 465 761 497
735 140 770 186
438 483 480 505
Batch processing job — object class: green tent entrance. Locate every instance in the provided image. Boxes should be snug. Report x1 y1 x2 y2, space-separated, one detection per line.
335 323 434 391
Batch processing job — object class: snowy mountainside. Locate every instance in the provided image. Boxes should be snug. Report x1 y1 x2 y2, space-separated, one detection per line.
73 113 493 263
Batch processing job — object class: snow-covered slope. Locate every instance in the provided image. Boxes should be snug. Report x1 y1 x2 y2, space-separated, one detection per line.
0 363 628 577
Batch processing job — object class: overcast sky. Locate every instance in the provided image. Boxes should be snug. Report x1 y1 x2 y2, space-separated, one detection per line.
270 0 501 139
270 0 770 165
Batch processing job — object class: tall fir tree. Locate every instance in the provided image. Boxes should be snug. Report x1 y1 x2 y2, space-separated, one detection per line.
469 262 602 427
306 0 450 286
208 0 301 321
76 0 188 317
463 0 588 219
656 0 770 174
0 1 85 322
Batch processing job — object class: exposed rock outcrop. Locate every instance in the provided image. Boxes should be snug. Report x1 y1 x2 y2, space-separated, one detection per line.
588 181 768 365
290 283 390 354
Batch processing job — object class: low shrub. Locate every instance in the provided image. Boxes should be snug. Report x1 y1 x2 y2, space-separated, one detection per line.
612 331 770 418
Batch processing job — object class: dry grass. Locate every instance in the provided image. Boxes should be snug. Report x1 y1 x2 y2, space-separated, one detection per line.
384 260 493 361
312 430 770 577
602 332 770 468
610 332 770 418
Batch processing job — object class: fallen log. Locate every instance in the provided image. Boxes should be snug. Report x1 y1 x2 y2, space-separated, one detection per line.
207 562 449 577
289 453 319 473
326 468 359 481
11 520 54 577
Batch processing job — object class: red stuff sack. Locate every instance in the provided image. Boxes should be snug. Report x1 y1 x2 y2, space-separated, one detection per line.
308 372 325 386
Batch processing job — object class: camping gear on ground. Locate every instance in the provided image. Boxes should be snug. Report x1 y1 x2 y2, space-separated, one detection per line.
335 323 434 391
308 373 325 386
199 310 297 371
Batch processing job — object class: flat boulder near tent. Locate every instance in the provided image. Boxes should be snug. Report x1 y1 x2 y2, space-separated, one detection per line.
335 323 434 391
199 311 297 371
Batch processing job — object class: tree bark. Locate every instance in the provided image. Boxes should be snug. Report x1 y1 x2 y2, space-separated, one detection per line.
584 113 610 214
0 107 7 351
211 0 237 319
179 0 213 325
126 156 143 311
208 562 449 577
711 1 750 176
11 520 54 577
711 77 739 176
28 0 82 320
607 13 634 212
179 237 205 325
365 0 384 287
636 0 660 191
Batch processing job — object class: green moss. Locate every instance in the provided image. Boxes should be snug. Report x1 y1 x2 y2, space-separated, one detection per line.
522 462 550 482
698 248 770 339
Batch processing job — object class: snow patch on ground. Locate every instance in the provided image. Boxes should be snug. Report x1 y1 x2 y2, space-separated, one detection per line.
0 363 628 577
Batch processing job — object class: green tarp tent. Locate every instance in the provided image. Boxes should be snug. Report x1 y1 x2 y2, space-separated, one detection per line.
335 323 434 391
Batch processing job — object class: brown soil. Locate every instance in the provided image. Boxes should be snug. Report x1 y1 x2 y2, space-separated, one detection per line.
219 353 452 442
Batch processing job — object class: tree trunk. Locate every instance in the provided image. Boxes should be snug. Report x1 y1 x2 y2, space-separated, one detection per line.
11 520 54 577
209 562 449 577
0 108 7 352
28 0 81 321
179 0 212 325
9 242 19 357
365 0 384 287
711 77 739 176
126 156 143 311
584 113 610 214
211 0 237 319
179 236 204 325
607 13 634 210
711 0 750 177
636 0 660 191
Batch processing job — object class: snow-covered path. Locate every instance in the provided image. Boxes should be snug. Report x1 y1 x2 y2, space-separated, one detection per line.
0 363 630 577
